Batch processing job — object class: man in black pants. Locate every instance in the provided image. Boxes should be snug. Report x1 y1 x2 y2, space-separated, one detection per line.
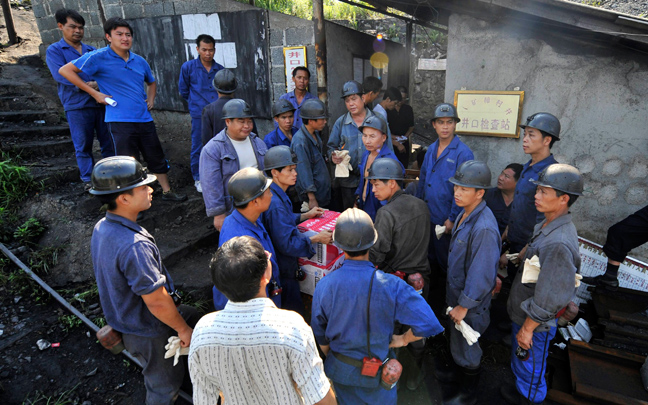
583 205 648 290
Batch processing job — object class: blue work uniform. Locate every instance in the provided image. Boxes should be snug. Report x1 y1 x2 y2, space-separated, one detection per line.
291 126 331 207
279 90 316 130
215 210 281 310
327 108 395 190
263 126 298 149
506 155 558 252
355 151 404 222
199 129 267 217
447 201 500 369
91 212 196 404
416 136 474 272
485 188 512 235
507 214 580 403
261 182 315 315
46 38 113 182
178 58 223 181
311 260 444 404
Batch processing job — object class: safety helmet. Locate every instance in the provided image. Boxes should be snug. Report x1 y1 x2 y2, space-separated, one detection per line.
449 160 494 189
213 69 238 94
271 99 296 117
359 114 388 134
222 99 254 120
366 158 404 181
431 103 461 123
531 164 583 196
333 208 378 252
300 98 328 120
228 167 272 206
341 80 363 98
264 145 299 171
519 112 561 140
89 156 157 195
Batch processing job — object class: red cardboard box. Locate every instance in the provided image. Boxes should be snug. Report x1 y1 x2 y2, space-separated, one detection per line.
298 254 345 295
298 210 343 266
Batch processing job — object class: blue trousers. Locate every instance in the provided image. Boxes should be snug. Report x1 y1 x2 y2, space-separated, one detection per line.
66 108 113 182
510 322 556 404
190 117 203 181
280 277 305 317
428 226 450 273
450 310 490 369
333 382 397 405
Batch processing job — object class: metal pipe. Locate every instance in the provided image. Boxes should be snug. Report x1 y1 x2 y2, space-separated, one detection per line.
1 0 18 45
0 243 193 403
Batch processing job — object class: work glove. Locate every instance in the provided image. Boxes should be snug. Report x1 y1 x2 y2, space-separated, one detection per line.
505 252 520 264
435 225 446 240
521 255 541 284
446 307 480 346
164 336 189 366
334 150 352 178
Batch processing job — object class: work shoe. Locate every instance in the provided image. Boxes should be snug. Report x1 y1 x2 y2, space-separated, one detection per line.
444 367 480 405
406 366 424 391
500 381 535 404
433 357 461 383
582 274 619 290
194 180 202 193
161 190 187 202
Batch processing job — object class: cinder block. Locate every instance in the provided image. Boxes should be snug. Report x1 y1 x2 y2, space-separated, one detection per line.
286 26 313 46
270 46 284 66
173 1 197 14
31 1 46 18
272 67 286 85
41 29 61 47
88 26 105 40
163 1 175 15
103 4 124 19
37 16 58 31
47 0 64 15
89 13 101 25
143 3 165 17
269 29 284 47
123 3 143 18
273 84 287 101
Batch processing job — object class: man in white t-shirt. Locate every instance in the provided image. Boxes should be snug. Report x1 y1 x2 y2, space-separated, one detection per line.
199 99 268 231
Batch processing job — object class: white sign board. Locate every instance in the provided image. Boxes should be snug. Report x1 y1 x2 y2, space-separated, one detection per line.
283 46 306 93
181 14 237 68
418 58 446 71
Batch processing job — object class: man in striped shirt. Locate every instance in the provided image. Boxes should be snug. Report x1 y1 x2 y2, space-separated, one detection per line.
189 236 336 405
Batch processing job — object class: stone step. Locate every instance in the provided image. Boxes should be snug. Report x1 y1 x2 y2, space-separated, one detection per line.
0 124 70 138
3 138 74 158
27 156 80 187
0 110 60 125
0 96 47 111
0 83 26 96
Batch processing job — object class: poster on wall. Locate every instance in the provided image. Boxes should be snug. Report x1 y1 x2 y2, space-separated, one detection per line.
284 46 306 93
454 90 524 138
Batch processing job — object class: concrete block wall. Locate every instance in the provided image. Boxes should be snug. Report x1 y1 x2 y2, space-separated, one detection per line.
445 13 648 261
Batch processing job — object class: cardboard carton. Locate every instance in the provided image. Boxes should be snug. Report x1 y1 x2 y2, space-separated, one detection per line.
298 254 345 295
298 210 343 266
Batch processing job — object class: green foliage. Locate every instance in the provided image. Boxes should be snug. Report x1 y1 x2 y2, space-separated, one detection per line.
94 316 107 328
13 217 45 245
4 269 48 302
22 383 79 405
28 246 61 275
176 288 211 315
58 314 82 332
0 153 35 212
0 207 20 243
239 0 384 22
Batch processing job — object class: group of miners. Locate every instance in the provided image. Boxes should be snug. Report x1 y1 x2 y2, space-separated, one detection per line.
45 7 648 405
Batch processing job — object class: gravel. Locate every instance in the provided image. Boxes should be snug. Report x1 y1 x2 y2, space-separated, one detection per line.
569 0 648 18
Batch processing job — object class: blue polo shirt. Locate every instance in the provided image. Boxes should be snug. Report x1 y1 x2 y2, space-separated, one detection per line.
416 136 474 225
91 212 175 338
261 182 316 279
311 260 443 388
178 58 223 118
72 46 155 123
264 126 298 149
507 155 558 250
46 38 98 111
279 90 316 130
215 209 281 309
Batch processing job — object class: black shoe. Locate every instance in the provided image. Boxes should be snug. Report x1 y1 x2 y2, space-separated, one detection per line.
161 190 187 202
406 365 424 391
443 367 479 405
582 274 619 290
500 381 534 405
434 357 461 383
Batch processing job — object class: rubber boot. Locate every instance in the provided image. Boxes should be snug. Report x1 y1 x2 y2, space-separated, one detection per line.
406 337 426 390
501 381 535 405
433 355 460 383
443 366 480 405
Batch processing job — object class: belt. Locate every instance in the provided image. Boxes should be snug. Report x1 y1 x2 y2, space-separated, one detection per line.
331 351 364 368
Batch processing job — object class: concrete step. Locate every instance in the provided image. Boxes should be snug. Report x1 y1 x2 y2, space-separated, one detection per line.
0 110 61 125
0 96 47 111
0 124 70 138
27 156 80 187
3 138 74 158
0 83 26 96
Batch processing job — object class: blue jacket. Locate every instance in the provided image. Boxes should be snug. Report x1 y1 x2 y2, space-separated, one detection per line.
178 58 223 118
262 183 316 279
291 126 331 207
199 129 267 217
46 38 98 111
311 260 443 388
355 151 405 222
263 126 298 149
507 155 558 250
447 201 500 314
279 90 316 130
215 210 281 310
416 136 474 225
327 108 394 188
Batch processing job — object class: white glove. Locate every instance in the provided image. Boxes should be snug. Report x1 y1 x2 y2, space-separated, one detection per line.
505 253 520 263
301 201 310 213
164 336 189 366
575 273 583 288
521 255 541 284
435 225 446 240
446 307 480 346
334 150 352 178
